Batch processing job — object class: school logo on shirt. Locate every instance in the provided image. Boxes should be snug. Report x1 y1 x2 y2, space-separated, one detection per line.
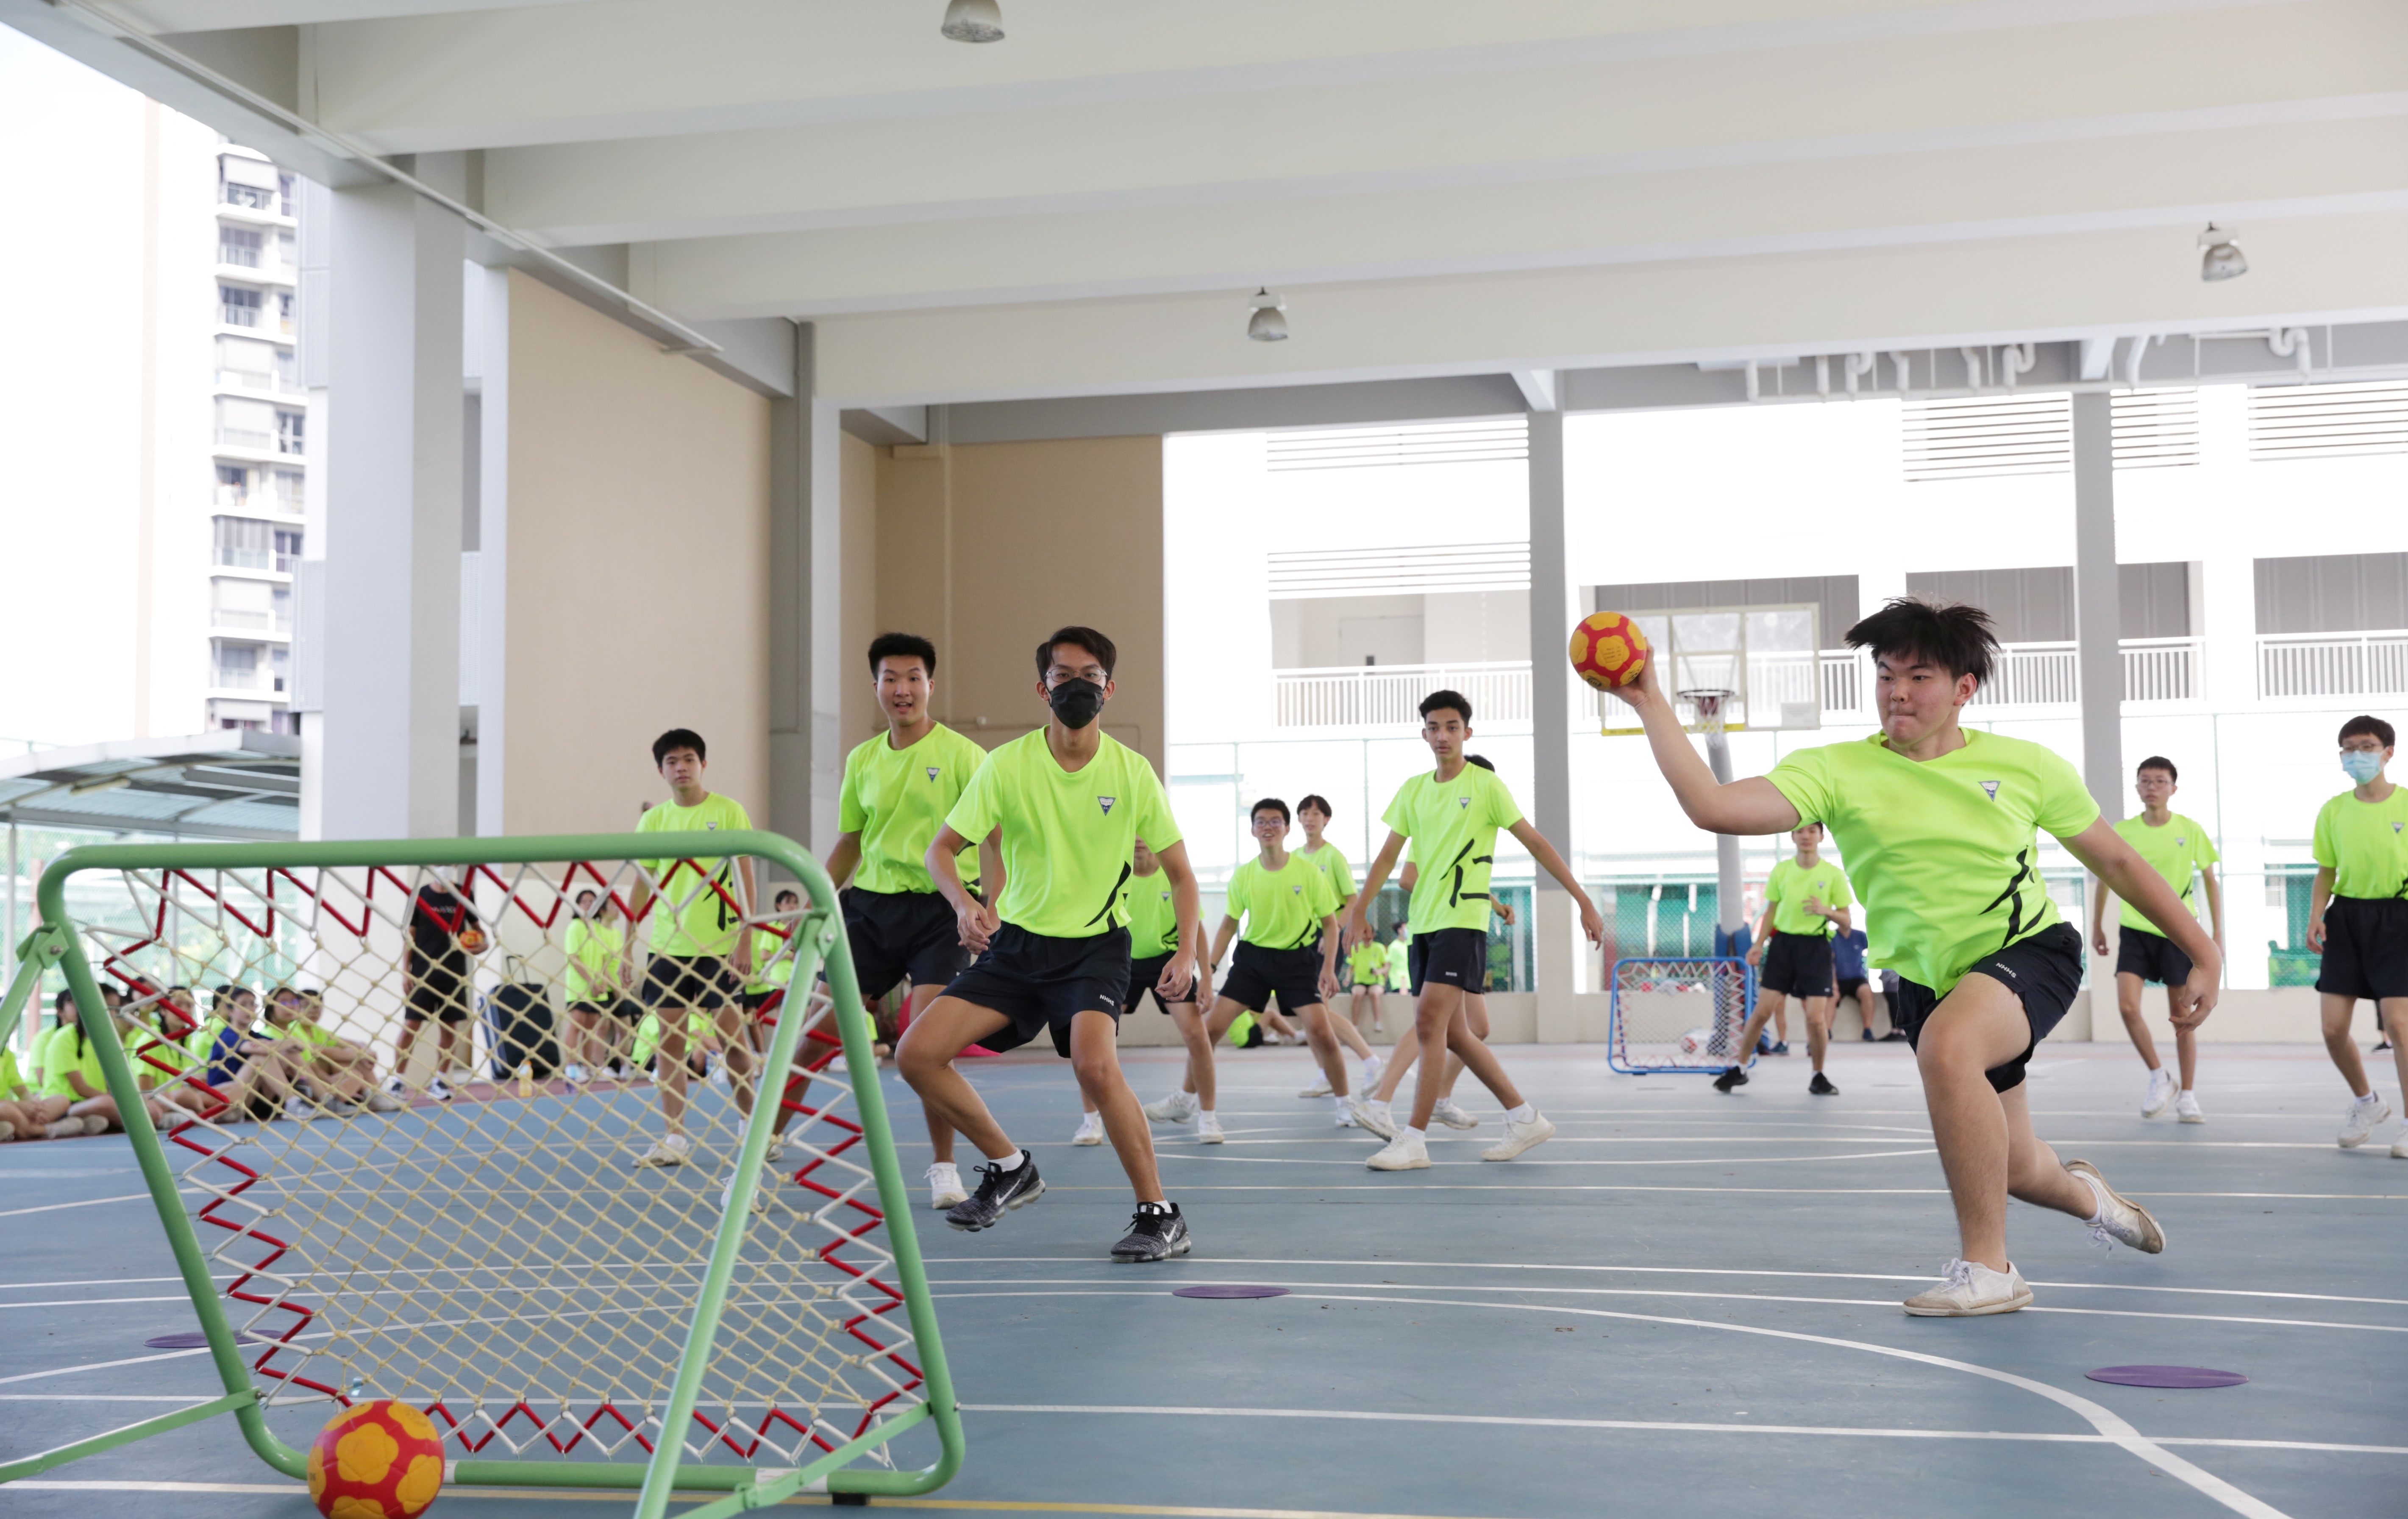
2395 821 2405 834
926 767 940 781
1980 781 2001 801
1458 796 1472 809
2176 836 2187 847
706 820 719 829
1099 796 1117 815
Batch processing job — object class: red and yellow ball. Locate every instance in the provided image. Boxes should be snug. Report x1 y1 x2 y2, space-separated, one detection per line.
1568 611 1651 691
309 1400 446 1519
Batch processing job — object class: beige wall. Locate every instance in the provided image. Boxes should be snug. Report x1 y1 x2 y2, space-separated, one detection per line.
873 436 1165 765
838 430 881 750
500 271 773 833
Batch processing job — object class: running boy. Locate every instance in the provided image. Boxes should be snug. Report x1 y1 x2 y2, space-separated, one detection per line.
899 626 1202 1261
1127 838 1227 1141
2311 716 2408 1153
1293 794 1383 1093
1348 693 1603 1170
1726 822 1852 1096
1606 598 2216 1316
629 729 759 1166
2087 756 2223 1123
1205 798 1350 1125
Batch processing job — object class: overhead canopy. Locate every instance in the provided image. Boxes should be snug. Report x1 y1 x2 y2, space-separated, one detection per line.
0 731 301 841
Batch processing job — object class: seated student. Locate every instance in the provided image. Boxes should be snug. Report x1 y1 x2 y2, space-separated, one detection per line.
41 989 197 1135
263 987 397 1113
200 989 305 1122
0 1006 92 1141
1838 924 1884 1041
563 889 634 1082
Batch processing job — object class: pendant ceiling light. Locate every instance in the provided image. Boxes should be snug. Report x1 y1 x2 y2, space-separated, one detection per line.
1246 288 1288 342
2198 224 2247 283
940 0 1003 43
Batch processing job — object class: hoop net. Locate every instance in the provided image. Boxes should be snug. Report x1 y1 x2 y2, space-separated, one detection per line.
1607 956 1752 1073
58 849 939 1476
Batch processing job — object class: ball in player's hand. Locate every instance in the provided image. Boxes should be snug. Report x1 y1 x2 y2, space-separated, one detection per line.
1569 611 1650 691
309 1399 445 1519
457 928 488 954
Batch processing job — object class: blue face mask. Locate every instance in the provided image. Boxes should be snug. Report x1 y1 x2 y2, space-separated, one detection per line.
2342 750 2384 785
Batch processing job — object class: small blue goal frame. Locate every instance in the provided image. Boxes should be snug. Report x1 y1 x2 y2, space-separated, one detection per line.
1607 955 1757 1074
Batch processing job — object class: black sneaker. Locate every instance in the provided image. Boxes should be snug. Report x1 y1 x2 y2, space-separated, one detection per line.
1809 1071 1839 1096
1769 1041 1790 1056
1111 1202 1191 1263
1879 1030 1907 1043
1712 1066 1749 1093
945 1155 1045 1232
1859 1029 1876 1042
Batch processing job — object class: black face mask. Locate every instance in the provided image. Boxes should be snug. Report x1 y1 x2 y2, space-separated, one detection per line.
1048 677 1105 729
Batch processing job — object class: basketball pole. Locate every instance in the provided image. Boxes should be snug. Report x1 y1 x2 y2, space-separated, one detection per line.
1690 693 1745 948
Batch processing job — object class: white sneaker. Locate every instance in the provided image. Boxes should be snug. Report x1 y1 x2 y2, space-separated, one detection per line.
364 1089 404 1114
1197 1112 1226 1144
2141 1067 2175 1118
1480 1110 1556 1162
283 1095 319 1123
1430 1097 1479 1130
2339 1093 2390 1149
383 1075 409 1097
2391 1132 2408 1160
1333 1098 1357 1129
2065 1158 2165 1253
927 1161 968 1209
425 1075 454 1102
563 1063 589 1085
1361 1054 1384 1089
1348 1097 1396 1140
1365 1130 1430 1171
1902 1259 2031 1317
1298 1075 1333 1098
2174 1091 2204 1124
1144 1091 1198 1124
1072 1112 1105 1146
636 1133 693 1167
720 1173 769 1216
764 1132 787 1164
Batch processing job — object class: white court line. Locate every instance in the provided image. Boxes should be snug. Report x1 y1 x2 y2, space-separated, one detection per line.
1155 1148 1938 1167
0 1295 193 1310
1031 1182 2408 1200
0 1347 207 1385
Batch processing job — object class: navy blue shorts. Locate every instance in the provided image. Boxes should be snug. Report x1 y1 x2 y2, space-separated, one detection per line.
943 923 1129 1058
1890 922 2084 1094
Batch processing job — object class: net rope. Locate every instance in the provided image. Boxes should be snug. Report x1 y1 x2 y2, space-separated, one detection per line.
1608 956 1750 1072
68 854 924 1469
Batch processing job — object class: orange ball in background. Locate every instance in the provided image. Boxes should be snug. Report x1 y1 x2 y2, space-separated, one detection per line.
309 1399 447 1519
1568 611 1651 691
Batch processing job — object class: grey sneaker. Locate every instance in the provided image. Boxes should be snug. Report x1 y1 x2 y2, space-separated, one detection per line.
946 1155 1045 1232
2065 1158 2165 1253
1348 1097 1397 1139
1144 1090 1198 1124
1902 1258 2031 1317
1479 1111 1556 1162
1110 1202 1191 1263
1429 1098 1479 1130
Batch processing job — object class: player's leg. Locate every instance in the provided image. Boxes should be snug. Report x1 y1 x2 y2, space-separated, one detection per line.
387 1013 426 1093
1426 993 1487 1129
1300 1002 1355 1126
1769 998 1789 1051
1069 1009 1163 1199
2323 993 2383 1150
1805 995 1837 1091
1258 1003 1302 1044
1717 989 1782 1092
644 1004 699 1160
711 1003 759 1119
1910 973 2030 1274
896 996 1019 1161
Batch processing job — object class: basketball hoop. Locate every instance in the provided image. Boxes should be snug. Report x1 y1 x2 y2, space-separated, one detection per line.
1678 688 1736 739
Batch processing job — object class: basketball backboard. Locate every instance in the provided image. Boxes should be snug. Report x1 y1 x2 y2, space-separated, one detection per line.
1596 603 1824 734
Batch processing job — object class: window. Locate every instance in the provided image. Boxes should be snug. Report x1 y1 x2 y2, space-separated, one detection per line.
1902 394 2069 481
220 285 262 328
276 230 296 267
218 225 262 267
222 181 273 210
274 348 297 388
272 469 303 509
213 578 273 630
2248 383 2408 462
1905 566 2074 643
278 172 297 217
2119 561 2194 639
275 409 305 455
215 463 249 507
273 527 303 573
214 516 271 570
272 585 292 633
278 291 295 334
215 642 260 688
2254 553 2408 634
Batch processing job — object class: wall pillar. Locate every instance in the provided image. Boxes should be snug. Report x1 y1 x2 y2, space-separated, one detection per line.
768 323 844 857
1524 403 1582 1041
2072 391 2123 818
314 159 466 840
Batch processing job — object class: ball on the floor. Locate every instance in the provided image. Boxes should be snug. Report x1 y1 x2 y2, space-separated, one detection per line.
1568 611 1649 690
309 1400 445 1519
1679 1028 1713 1056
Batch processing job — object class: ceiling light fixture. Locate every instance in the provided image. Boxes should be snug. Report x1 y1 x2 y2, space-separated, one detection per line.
940 0 1004 43
2198 224 2247 283
1246 288 1288 342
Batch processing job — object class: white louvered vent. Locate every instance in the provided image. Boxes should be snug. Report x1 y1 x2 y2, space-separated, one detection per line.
1901 394 2070 482
1267 417 1527 471
2110 388 2200 469
1267 541 1529 599
2247 382 2408 462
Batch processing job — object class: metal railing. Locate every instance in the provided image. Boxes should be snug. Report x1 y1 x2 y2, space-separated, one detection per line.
2122 637 2202 702
214 427 270 450
220 303 260 328
217 243 260 267
1274 661 1532 729
2258 631 2408 699
216 368 301 395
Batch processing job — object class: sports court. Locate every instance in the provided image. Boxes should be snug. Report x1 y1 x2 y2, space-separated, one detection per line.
5 6 2408 1519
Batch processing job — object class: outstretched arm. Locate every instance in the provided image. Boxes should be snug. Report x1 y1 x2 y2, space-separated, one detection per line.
1600 657 1801 836
926 824 1000 954
2062 818 2222 1027
1504 817 1603 946
1349 831 1409 944
1153 841 1204 1001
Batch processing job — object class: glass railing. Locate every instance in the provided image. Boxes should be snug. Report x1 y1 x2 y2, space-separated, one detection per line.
220 304 260 328
214 427 271 450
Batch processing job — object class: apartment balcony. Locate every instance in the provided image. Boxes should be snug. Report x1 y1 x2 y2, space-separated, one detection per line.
209 668 287 694
209 611 292 638
1273 639 2209 732
215 368 305 397
215 426 272 450
214 486 304 515
2258 631 2408 700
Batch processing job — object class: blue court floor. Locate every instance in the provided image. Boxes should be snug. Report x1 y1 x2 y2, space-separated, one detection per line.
3 1037 2402 1519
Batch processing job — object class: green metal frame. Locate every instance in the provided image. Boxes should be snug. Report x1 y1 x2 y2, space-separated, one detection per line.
0 830 965 1515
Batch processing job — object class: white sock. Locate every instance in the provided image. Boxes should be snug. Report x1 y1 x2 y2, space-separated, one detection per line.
1404 1125 1428 1142
1365 1096 1390 1112
2074 1172 2106 1226
1506 1102 1535 1124
995 1149 1026 1171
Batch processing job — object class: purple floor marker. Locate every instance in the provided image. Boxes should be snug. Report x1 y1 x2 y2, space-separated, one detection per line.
2086 1365 2247 1389
145 1331 266 1349
1173 1285 1290 1300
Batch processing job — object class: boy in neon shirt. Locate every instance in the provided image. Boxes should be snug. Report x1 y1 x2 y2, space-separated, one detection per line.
1729 821 1854 1096
630 727 759 1166
2087 756 2223 1122
900 625 1202 1262
1120 838 1221 1141
1607 597 2215 1315
2310 715 2408 1152
1348 698 1602 1170
1291 793 1382 1093
564 889 632 1082
1207 798 1350 1125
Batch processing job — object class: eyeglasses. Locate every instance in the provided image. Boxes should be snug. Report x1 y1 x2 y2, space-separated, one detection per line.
2340 743 2386 756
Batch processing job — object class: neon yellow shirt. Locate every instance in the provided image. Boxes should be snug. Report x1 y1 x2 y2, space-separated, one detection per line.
1226 854 1340 951
1298 843 1355 907
1766 729 2099 995
1381 765 1525 935
637 791 753 957
632 1010 717 1066
1123 871 1180 957
1385 938 1411 990
840 724 987 895
1766 857 1852 938
565 919 626 1004
943 730 1182 939
2112 812 2220 932
1348 941 1389 985
745 926 795 993
38 1024 109 1100
0 1046 23 1100
2313 787 2408 901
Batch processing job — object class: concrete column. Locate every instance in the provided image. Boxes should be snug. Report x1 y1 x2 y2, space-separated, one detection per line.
768 323 844 856
315 159 466 840
1524 404 1582 1041
467 264 510 837
2071 391 2124 819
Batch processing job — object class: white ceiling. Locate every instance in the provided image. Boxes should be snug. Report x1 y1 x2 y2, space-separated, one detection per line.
12 0 2408 404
